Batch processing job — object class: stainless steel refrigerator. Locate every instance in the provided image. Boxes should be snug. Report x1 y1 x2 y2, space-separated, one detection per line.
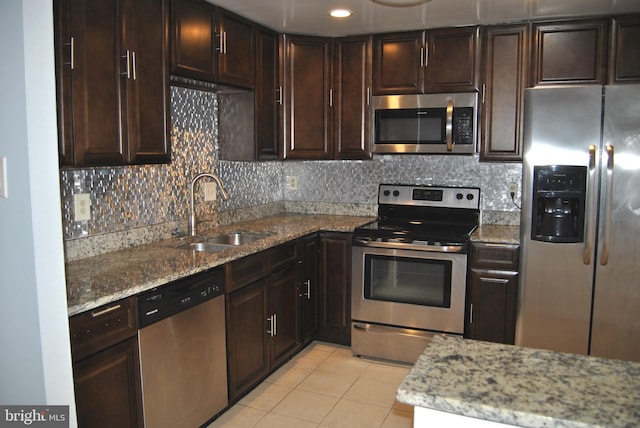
516 84 640 362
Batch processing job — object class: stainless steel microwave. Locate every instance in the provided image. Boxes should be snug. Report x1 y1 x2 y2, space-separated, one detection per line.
371 93 478 154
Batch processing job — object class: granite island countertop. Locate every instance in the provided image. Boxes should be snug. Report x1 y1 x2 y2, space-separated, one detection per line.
65 213 375 316
397 335 640 427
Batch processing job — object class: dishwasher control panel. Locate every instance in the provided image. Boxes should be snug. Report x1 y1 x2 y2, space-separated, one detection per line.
137 266 225 328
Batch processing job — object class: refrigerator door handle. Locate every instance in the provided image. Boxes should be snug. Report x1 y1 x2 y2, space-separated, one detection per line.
600 144 615 266
584 144 597 265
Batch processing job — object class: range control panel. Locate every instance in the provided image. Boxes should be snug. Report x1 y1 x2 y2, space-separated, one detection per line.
378 184 480 210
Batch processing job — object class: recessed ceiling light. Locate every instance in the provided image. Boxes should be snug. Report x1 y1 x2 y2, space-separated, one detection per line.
329 8 352 18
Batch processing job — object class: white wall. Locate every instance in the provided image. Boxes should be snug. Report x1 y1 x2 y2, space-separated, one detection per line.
0 0 76 423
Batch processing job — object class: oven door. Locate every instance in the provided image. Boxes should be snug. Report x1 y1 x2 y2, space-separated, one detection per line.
351 244 467 334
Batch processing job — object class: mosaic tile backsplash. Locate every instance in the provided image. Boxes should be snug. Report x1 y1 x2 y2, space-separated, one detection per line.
60 86 522 257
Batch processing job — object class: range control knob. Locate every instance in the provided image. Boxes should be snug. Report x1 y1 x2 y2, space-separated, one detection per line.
383 190 390 196
466 193 474 200
456 193 464 200
393 190 400 197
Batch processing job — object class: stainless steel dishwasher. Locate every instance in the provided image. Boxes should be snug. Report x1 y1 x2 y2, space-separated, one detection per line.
137 266 227 428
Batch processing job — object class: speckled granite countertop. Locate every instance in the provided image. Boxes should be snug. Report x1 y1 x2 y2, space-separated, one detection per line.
65 214 374 316
397 335 640 427
471 224 520 244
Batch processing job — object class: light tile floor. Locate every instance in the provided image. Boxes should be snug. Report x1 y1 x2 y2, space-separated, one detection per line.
209 342 414 428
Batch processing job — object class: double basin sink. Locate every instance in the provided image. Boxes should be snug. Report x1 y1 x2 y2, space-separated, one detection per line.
180 232 270 252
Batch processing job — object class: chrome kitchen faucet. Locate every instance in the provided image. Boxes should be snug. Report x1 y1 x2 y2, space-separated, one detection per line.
189 173 230 236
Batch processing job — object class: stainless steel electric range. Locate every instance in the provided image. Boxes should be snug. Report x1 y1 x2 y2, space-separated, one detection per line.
351 184 480 363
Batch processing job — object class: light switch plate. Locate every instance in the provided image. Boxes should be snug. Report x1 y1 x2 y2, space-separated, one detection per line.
0 157 7 198
74 193 91 221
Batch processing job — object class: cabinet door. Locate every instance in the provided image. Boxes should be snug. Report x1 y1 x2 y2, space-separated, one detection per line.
123 0 170 164
170 0 216 80
73 337 143 428
226 280 269 401
316 232 352 346
467 269 519 345
217 10 255 88
372 31 424 95
425 26 480 92
609 15 640 84
480 24 529 162
300 234 319 344
531 19 609 86
255 26 280 160
334 35 372 160
282 35 333 159
57 0 124 166
268 267 300 367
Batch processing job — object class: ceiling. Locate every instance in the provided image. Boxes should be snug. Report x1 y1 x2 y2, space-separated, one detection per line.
207 0 640 36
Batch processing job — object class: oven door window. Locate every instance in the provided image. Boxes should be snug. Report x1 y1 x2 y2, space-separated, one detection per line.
364 254 452 308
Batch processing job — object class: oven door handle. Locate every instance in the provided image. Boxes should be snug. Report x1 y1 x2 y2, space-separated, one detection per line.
353 238 465 253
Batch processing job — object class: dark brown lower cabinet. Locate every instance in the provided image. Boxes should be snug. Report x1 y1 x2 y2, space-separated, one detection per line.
73 337 143 428
466 242 520 344
226 279 270 401
316 232 352 346
69 297 142 428
226 240 303 402
300 234 319 344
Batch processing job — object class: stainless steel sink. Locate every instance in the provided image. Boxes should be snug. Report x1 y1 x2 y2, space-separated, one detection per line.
177 232 270 252
206 232 269 246
183 242 237 252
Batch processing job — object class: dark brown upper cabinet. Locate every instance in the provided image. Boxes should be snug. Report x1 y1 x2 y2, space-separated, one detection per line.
55 0 170 167
282 35 333 159
480 24 530 162
170 0 255 88
255 25 280 160
609 15 640 84
333 35 373 160
531 19 610 86
372 27 480 95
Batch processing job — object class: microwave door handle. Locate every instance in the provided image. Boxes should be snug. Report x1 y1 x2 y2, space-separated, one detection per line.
446 99 454 151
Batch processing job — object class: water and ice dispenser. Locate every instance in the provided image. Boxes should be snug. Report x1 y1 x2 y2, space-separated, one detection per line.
531 165 587 243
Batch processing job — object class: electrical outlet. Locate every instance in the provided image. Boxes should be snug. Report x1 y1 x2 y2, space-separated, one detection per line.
74 193 91 221
204 182 217 201
287 176 298 191
508 182 519 198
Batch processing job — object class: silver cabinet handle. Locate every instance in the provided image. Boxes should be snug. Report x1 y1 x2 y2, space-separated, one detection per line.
366 87 371 106
584 144 597 265
601 144 614 266
420 47 425 67
276 86 283 105
131 51 137 81
122 50 131 79
216 32 227 54
445 99 454 152
329 89 334 107
306 280 311 300
267 314 274 337
273 313 277 337
91 304 121 318
67 36 75 70
469 303 473 324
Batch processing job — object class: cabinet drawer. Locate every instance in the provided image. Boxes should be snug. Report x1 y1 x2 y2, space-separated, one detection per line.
226 250 268 292
268 239 302 271
69 297 137 362
470 242 520 271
